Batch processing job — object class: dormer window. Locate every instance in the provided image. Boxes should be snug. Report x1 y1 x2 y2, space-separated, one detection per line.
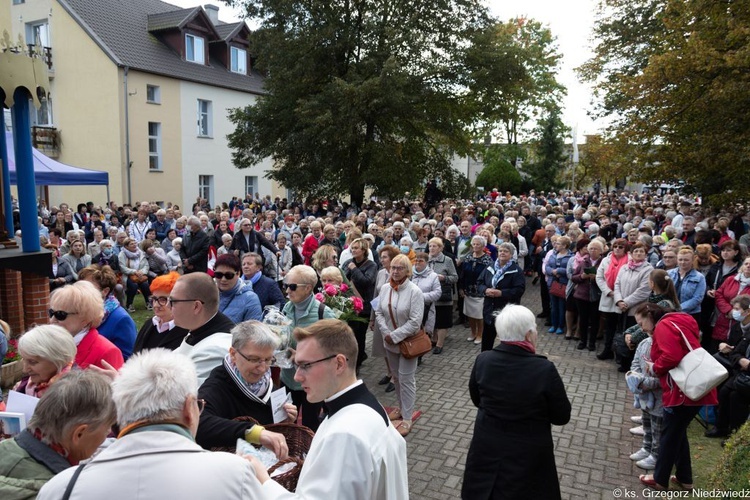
186 34 205 64
230 46 247 74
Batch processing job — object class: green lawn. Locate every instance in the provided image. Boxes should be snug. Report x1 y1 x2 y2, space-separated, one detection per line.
686 417 725 489
127 293 155 330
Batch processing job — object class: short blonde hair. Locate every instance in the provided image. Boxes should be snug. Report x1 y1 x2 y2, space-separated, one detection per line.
390 254 413 278
320 266 343 285
50 280 105 329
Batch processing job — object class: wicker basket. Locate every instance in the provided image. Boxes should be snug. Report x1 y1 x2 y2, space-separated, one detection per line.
1 360 23 389
211 416 315 492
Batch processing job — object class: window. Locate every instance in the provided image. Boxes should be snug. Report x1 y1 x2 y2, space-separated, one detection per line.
30 93 53 126
245 176 258 198
185 34 205 64
230 47 247 74
13 0 26 5
197 99 212 137
199 175 214 206
148 122 161 171
26 21 50 47
146 85 160 104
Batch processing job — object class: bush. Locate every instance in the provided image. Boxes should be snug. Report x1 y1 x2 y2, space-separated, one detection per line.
475 156 522 194
706 421 750 491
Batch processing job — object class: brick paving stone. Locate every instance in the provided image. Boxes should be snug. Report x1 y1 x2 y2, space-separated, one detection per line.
357 276 648 499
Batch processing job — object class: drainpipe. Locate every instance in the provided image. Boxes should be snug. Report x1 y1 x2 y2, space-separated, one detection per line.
124 66 132 205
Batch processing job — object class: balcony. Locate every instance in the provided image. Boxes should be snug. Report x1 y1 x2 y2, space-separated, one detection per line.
31 126 60 158
26 44 53 73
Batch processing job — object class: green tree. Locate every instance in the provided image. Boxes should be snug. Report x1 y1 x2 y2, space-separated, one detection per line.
225 0 491 206
475 148 522 193
579 0 750 206
577 134 637 192
526 109 569 192
465 18 565 145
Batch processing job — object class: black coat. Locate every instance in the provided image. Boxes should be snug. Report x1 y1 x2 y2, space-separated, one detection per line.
196 363 274 449
230 229 278 261
342 258 378 316
132 320 188 354
180 229 210 273
476 262 526 325
463 344 571 500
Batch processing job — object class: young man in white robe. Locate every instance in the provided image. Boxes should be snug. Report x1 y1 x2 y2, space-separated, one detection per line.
251 319 409 499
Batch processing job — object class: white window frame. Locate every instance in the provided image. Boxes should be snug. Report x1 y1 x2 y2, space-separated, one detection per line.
148 122 162 171
197 99 212 137
245 176 257 198
230 46 247 74
199 175 214 206
146 85 160 104
26 21 50 47
185 34 205 64
30 93 53 126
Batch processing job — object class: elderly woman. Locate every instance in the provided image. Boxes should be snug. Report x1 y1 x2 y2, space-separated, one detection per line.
668 247 706 326
0 370 116 497
545 235 572 335
281 265 337 431
460 235 494 344
712 256 750 353
13 325 77 398
133 272 188 353
706 295 750 439
411 252 442 353
196 321 296 449
49 280 124 370
78 265 137 360
342 236 378 369
463 305 571 499
118 237 152 312
49 244 76 291
371 245 400 392
140 238 169 278
596 239 630 360
636 303 718 491
375 254 424 437
427 237 458 354
91 238 119 272
59 239 91 282
477 242 526 352
571 240 604 351
213 253 262 324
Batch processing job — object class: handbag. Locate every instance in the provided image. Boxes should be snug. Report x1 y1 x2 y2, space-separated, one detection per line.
549 280 566 298
438 283 452 303
668 321 728 401
734 372 750 398
387 289 432 359
130 274 148 284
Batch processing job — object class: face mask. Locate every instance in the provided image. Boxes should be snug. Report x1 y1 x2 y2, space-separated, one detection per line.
102 248 113 256
732 310 745 322
400 245 410 254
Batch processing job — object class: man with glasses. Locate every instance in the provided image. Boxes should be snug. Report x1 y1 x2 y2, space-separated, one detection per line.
251 319 408 498
172 273 235 386
281 265 338 431
38 349 265 499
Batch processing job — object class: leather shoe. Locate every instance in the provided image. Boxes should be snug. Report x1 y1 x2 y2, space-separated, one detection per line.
596 350 614 360
639 475 666 490
385 382 395 393
432 346 443 355
536 312 548 318
576 342 586 350
670 476 694 491
378 375 391 385
704 427 728 438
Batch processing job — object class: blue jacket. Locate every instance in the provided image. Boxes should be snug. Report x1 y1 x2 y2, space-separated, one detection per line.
668 268 706 314
244 274 286 310
219 281 263 324
97 306 137 360
545 251 572 287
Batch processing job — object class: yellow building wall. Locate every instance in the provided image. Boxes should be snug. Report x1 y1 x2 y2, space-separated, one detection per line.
45 2 122 207
125 72 183 206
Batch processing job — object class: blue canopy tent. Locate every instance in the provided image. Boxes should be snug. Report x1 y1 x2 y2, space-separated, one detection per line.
5 132 109 197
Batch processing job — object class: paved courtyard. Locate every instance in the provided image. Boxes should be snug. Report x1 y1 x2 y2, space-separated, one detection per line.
358 277 644 499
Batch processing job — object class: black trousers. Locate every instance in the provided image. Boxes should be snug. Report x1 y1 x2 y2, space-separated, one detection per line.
481 321 497 352
716 382 750 433
348 319 368 368
575 298 600 348
653 405 700 488
539 279 550 317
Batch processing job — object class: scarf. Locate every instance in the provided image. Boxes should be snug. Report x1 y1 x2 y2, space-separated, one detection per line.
24 363 73 398
501 340 536 354
32 427 73 464
412 266 427 277
102 294 120 324
223 354 272 403
389 276 407 290
491 260 513 288
626 256 646 271
605 253 628 290
736 272 750 294
122 247 141 260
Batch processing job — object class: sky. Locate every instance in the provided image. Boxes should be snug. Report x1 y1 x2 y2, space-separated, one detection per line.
170 0 604 141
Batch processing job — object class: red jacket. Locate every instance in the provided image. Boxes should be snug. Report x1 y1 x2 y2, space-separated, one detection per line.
651 312 718 407
712 274 750 341
301 233 320 266
75 327 124 370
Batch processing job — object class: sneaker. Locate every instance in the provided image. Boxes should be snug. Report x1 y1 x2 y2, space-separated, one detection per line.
127 305 135 313
554 328 564 335
636 455 657 470
629 448 650 461
385 382 395 393
629 425 645 436
548 326 556 333
630 415 643 424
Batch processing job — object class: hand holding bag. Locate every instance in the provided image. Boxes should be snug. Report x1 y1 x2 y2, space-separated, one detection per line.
668 321 728 401
388 289 432 359
549 279 566 298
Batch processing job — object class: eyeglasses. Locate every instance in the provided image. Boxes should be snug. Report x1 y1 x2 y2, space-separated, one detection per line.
214 271 236 281
196 398 206 414
613 245 625 249
168 297 205 307
148 296 170 307
241 224 251 227
294 354 340 372
236 350 276 366
285 283 310 291
49 309 77 321
390 266 407 271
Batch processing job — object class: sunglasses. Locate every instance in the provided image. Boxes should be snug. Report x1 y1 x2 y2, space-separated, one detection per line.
285 283 310 291
49 309 78 321
214 271 236 280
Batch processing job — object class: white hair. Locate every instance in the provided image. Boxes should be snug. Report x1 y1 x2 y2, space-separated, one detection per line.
112 348 198 427
231 321 280 351
187 215 201 228
18 324 77 371
494 305 536 342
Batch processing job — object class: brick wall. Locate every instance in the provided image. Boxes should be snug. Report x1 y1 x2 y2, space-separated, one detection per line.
22 273 50 331
0 269 50 337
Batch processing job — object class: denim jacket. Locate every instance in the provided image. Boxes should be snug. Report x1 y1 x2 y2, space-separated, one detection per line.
668 268 706 314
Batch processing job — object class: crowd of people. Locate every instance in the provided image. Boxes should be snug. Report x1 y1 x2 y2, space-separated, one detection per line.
0 187 748 496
